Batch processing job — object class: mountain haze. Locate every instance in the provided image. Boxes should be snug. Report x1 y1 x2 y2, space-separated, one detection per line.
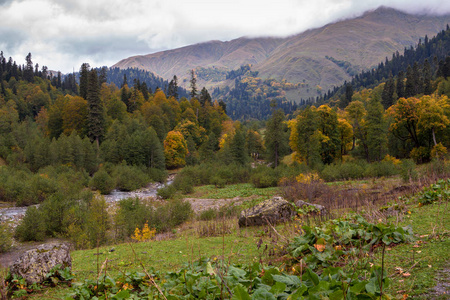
113 7 450 101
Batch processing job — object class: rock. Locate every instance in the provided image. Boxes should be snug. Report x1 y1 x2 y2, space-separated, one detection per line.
294 200 327 215
238 196 296 227
9 243 72 285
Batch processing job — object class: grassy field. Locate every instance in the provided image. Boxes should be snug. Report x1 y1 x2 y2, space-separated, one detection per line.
6 178 450 299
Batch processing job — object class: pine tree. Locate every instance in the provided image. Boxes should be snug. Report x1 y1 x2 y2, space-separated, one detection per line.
422 59 433 95
79 63 90 99
24 53 34 82
396 70 405 98
87 69 105 148
167 75 179 99
381 73 395 109
405 66 415 98
190 70 197 98
199 87 212 107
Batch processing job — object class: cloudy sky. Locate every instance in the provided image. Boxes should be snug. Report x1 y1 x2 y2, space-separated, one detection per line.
1 0 449 73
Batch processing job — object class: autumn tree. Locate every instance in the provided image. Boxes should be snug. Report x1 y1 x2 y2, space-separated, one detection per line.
164 130 188 168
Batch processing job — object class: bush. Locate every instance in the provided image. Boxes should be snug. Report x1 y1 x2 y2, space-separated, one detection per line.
363 161 399 178
172 174 194 194
89 169 115 194
321 162 365 181
114 197 153 240
400 159 418 182
198 208 218 221
410 146 430 164
0 222 13 253
15 206 46 242
250 166 278 188
153 199 192 231
157 184 177 199
113 164 151 191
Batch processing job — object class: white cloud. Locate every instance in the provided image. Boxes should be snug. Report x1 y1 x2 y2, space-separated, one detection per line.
0 0 449 73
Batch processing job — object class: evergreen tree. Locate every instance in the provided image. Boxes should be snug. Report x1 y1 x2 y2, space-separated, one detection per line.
365 96 387 161
199 87 212 107
230 128 248 165
405 66 415 98
381 73 395 109
265 109 289 168
396 70 405 98
79 63 90 99
98 67 107 87
24 53 34 82
86 69 105 148
189 70 197 98
167 75 179 99
423 59 433 95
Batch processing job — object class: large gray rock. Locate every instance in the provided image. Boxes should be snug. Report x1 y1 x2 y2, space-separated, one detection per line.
9 243 71 285
238 197 296 227
294 200 327 215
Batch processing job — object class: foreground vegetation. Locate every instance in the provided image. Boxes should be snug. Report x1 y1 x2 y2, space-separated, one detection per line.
0 171 448 299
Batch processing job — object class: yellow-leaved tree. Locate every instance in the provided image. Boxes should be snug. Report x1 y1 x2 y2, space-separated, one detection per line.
164 130 188 169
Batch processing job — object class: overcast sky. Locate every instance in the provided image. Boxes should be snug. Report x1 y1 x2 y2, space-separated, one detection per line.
1 0 449 73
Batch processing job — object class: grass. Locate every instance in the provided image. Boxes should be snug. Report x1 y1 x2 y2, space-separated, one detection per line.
191 183 279 199
8 179 450 299
372 200 450 298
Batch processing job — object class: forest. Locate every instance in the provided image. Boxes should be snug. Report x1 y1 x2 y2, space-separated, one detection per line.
0 24 449 252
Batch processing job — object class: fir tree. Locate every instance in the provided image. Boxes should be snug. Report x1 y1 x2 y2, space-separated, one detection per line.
189 70 197 98
396 70 405 98
87 69 105 148
381 73 395 109
79 63 90 99
24 53 34 82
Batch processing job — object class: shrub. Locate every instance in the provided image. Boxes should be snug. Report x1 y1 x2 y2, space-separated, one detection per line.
173 175 194 194
364 161 399 178
153 199 192 231
89 169 115 194
156 184 177 199
410 146 430 164
113 164 151 191
250 166 278 188
400 159 418 182
0 222 13 253
114 197 153 240
198 208 218 221
15 206 46 242
431 143 447 159
320 162 365 181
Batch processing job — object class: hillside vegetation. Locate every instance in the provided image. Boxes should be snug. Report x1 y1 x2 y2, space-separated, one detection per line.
113 7 450 103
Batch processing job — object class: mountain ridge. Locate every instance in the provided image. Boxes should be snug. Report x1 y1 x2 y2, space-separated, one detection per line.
113 6 450 100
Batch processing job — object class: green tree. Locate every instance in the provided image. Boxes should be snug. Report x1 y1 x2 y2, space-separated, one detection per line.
79 63 90 99
381 73 395 109
190 69 197 99
365 96 387 161
265 109 289 167
87 69 105 148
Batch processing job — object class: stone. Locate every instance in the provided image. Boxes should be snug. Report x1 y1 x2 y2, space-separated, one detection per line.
9 243 72 285
294 200 327 215
238 196 296 227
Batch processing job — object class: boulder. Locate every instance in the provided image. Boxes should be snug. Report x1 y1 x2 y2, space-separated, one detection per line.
294 200 327 215
238 196 296 227
9 243 71 285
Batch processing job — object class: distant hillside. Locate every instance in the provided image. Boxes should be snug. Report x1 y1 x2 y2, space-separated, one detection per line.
113 7 450 102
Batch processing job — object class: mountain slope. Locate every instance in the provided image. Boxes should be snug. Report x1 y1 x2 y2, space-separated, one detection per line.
113 7 450 100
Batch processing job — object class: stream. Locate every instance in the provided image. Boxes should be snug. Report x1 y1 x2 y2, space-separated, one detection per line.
0 179 173 223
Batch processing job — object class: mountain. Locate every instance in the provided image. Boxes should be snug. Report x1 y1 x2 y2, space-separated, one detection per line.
113 7 450 101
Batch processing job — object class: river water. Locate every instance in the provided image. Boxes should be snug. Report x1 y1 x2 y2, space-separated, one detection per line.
0 180 173 222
